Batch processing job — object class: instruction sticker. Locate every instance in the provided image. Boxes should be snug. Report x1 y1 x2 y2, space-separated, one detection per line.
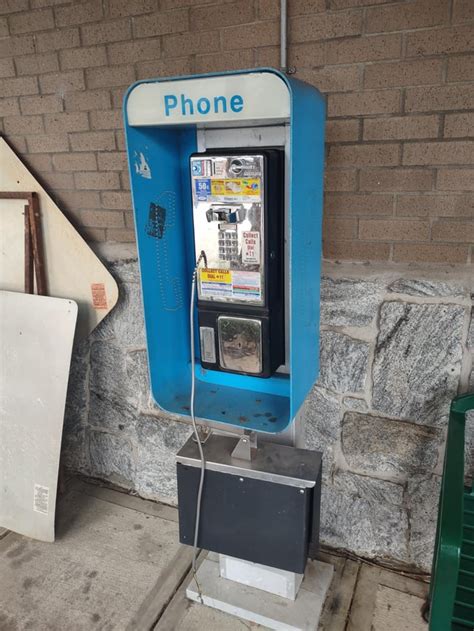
199 326 216 363
232 271 261 301
200 268 233 299
242 231 260 264
211 178 260 197
194 178 211 201
213 160 226 177
199 269 262 302
91 283 107 310
191 159 211 177
33 484 49 515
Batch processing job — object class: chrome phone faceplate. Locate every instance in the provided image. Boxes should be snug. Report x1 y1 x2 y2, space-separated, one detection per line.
191 154 265 307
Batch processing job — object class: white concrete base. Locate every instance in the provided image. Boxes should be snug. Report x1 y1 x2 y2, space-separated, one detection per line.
219 554 304 600
186 554 334 631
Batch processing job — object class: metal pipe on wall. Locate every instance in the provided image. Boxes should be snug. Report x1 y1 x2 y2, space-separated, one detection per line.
280 0 287 72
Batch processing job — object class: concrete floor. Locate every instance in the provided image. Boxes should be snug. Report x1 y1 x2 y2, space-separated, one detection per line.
0 479 430 631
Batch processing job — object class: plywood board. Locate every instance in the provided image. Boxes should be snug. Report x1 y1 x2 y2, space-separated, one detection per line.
0 290 77 541
0 138 118 339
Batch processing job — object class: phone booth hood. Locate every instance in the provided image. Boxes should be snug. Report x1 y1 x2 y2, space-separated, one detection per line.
123 68 325 434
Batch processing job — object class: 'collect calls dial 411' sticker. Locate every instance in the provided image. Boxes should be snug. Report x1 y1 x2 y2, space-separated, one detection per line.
242 231 260 264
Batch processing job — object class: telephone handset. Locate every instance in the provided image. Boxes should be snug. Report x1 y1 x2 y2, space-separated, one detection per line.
190 150 284 378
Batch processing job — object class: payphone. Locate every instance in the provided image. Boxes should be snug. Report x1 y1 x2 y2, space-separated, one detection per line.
124 69 327 625
191 150 284 377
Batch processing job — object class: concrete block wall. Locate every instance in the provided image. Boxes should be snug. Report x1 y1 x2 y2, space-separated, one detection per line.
0 0 473 263
62 257 474 572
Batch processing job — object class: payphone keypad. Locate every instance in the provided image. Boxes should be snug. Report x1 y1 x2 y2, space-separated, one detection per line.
218 227 239 262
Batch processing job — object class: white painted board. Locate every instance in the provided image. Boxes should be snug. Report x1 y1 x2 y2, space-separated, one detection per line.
0 290 78 542
0 138 118 339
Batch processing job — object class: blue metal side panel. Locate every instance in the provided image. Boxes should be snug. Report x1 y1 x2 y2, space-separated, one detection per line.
124 125 196 409
286 76 326 418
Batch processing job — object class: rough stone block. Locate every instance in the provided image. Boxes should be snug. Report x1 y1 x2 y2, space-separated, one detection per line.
106 280 146 350
89 310 115 343
89 430 135 487
88 342 151 435
372 302 465 425
64 338 90 432
320 276 383 327
126 349 152 412
468 308 474 350
318 331 370 394
343 396 368 411
61 427 90 475
303 386 341 475
88 390 138 437
133 416 191 503
321 471 409 564
388 278 466 298
108 259 140 284
341 412 441 477
406 474 441 571
89 341 127 398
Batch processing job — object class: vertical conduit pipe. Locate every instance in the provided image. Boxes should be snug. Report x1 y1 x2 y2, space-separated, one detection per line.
280 0 288 73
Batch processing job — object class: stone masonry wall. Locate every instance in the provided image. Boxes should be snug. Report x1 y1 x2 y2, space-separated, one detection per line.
62 257 474 572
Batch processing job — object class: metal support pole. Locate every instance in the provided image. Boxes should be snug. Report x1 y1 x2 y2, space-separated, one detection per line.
280 0 287 73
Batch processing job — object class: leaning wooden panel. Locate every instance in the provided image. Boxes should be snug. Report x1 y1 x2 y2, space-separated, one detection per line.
0 290 78 542
0 138 118 338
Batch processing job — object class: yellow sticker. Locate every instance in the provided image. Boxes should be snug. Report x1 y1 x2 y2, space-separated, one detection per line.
200 269 231 284
211 178 260 196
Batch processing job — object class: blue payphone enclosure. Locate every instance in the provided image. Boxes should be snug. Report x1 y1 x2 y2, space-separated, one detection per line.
123 69 325 433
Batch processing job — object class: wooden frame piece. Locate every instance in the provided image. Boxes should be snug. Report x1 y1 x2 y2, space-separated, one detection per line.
0 191 46 295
